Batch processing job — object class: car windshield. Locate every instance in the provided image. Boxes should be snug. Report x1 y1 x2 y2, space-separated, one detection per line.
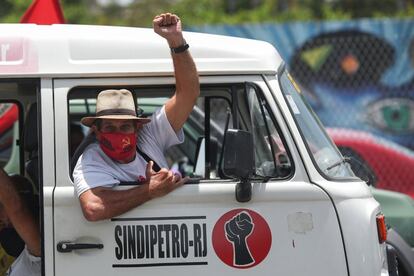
278 67 356 179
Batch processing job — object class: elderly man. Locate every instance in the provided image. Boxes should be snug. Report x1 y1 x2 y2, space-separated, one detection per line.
73 13 199 221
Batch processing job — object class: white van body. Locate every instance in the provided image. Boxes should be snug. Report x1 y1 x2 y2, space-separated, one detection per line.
0 24 388 276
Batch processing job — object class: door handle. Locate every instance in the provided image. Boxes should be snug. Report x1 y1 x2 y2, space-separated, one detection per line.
57 241 104 253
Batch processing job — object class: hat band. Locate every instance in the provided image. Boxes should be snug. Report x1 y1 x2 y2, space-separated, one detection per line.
96 108 137 117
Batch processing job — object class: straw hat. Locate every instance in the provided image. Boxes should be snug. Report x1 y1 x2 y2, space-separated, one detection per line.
81 89 151 127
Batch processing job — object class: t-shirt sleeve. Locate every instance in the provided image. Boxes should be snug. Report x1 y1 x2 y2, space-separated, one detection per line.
73 145 119 197
140 105 184 151
7 246 41 276
23 246 41 264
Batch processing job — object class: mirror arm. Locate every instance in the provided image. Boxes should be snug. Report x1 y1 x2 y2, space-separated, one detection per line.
236 178 252 202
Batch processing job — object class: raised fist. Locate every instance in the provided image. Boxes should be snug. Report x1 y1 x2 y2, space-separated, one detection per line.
225 211 255 266
152 13 184 48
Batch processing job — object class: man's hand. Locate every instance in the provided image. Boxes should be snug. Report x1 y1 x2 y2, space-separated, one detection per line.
145 161 187 199
153 13 185 48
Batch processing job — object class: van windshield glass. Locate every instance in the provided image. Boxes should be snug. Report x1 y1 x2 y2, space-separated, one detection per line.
279 68 356 179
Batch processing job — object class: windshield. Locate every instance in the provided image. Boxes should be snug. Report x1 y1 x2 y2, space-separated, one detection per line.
278 67 356 179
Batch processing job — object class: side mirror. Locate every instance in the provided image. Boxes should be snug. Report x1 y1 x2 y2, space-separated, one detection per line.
223 129 254 202
346 156 376 186
337 147 377 186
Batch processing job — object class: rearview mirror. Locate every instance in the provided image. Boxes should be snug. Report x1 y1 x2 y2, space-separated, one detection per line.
223 129 254 179
223 129 254 202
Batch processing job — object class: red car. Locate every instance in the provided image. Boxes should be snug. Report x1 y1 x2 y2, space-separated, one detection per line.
328 128 414 198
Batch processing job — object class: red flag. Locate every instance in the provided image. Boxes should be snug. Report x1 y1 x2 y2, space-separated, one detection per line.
20 0 65 24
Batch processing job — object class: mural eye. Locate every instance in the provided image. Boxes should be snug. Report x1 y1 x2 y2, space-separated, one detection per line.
290 30 394 87
366 98 414 133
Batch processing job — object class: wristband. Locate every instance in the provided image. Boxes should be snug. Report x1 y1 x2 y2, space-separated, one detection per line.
170 40 189 54
171 168 182 179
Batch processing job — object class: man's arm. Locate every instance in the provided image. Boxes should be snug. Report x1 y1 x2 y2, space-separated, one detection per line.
79 162 186 221
153 13 200 133
79 185 150 221
0 169 40 257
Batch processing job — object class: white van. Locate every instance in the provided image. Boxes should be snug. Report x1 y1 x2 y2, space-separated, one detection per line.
0 24 392 276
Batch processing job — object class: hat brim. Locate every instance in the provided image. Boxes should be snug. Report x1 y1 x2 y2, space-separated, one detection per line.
81 115 151 127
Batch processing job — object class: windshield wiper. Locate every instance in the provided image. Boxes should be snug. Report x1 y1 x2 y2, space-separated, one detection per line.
326 157 350 171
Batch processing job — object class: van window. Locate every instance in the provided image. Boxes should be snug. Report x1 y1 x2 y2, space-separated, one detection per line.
0 103 20 174
0 80 40 274
246 86 291 178
68 84 292 180
279 67 356 180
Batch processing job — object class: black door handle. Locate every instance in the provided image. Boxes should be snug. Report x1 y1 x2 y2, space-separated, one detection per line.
57 241 104 253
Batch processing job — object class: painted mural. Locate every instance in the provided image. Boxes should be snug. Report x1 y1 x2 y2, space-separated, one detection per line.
189 20 414 151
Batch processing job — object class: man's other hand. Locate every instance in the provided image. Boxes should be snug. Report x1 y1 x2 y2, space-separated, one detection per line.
145 161 187 199
153 13 185 48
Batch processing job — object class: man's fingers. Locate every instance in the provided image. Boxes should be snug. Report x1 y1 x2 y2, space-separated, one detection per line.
172 173 182 183
156 14 167 25
171 14 178 24
171 168 182 179
171 173 180 184
145 161 154 179
165 13 172 25
152 16 163 26
158 168 169 175
157 168 170 181
164 171 173 180
151 168 170 182
153 13 179 27
153 15 163 21
174 176 189 187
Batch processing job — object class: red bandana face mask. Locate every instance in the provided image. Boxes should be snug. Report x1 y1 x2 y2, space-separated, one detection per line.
98 132 136 161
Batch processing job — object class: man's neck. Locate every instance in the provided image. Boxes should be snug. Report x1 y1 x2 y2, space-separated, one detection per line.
115 153 136 164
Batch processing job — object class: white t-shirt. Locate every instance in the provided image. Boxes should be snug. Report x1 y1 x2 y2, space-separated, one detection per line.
6 247 41 276
73 106 184 197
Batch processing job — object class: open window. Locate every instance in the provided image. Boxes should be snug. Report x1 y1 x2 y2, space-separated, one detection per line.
0 79 41 274
0 101 21 273
0 102 21 174
67 83 293 181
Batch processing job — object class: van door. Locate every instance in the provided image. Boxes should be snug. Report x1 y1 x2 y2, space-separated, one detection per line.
52 75 348 276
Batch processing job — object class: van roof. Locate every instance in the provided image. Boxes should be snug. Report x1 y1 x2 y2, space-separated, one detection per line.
0 24 282 77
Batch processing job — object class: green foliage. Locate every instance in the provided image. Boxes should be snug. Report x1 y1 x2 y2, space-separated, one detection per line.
124 0 174 27
374 3 414 19
0 0 32 23
321 5 351 21
331 0 399 18
1 0 414 26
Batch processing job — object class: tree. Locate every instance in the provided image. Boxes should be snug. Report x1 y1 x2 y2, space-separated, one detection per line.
0 0 32 22
61 0 99 24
